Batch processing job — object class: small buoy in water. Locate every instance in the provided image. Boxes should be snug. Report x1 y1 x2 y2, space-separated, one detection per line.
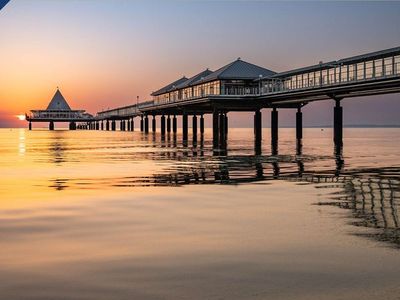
321 128 324 131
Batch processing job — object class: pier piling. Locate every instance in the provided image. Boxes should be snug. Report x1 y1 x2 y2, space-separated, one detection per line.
144 115 149 133
182 113 188 142
334 100 343 146
173 115 177 134
161 115 166 135
213 110 219 148
167 115 171 133
254 110 262 153
152 115 156 132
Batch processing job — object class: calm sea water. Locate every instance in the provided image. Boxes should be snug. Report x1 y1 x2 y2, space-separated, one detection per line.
0 128 399 300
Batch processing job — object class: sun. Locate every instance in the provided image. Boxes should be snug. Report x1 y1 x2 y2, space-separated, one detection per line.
17 115 26 121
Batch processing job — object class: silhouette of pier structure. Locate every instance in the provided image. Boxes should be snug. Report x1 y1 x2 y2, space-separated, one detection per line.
88 46 400 153
26 89 93 130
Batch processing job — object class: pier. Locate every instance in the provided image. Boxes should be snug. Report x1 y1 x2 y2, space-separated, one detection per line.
26 89 93 130
28 47 400 153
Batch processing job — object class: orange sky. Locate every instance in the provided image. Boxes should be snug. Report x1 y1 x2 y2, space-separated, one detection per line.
1 1 400 128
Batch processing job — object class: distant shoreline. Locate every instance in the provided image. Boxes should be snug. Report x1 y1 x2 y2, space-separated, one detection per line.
1 125 400 129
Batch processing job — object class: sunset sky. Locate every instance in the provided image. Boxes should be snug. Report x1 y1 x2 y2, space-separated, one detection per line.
0 0 399 128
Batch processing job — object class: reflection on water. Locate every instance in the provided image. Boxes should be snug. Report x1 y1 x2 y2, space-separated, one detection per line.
1 128 400 299
8 128 396 248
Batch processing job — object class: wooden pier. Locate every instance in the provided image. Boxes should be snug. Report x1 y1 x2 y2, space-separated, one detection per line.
28 46 400 153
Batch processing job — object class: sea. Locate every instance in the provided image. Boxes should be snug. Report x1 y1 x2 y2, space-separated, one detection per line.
0 127 399 300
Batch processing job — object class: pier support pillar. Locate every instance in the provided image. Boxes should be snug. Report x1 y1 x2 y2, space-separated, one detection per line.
111 120 116 131
271 108 278 154
182 113 188 142
167 115 171 133
200 114 204 135
225 114 228 135
296 107 303 140
106 120 110 131
334 100 343 146
70 122 77 130
192 114 198 144
152 115 156 132
101 121 104 131
95 122 99 130
161 115 166 135
254 110 262 153
49 121 54 131
173 115 177 134
144 115 149 133
213 110 219 148
219 112 226 148
296 107 303 155
29 122 32 131
127 119 130 131
140 116 144 132
131 118 134 131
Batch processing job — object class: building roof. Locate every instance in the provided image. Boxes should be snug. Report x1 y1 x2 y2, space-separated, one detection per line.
151 76 188 96
196 58 276 84
272 45 400 79
175 69 214 89
46 89 72 111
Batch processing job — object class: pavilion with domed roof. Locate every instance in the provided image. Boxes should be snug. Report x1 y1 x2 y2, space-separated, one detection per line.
26 88 93 130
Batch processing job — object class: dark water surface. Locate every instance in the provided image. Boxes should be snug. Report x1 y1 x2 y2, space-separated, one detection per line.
0 128 399 300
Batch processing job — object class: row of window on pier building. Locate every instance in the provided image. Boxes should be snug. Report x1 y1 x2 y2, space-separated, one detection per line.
153 55 400 104
271 55 400 93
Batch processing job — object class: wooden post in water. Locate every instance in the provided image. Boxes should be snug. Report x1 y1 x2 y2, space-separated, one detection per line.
296 106 303 140
161 115 166 135
173 115 177 134
192 114 198 145
254 109 262 154
49 121 54 131
167 115 171 133
111 120 116 131
152 115 156 132
182 112 188 142
140 115 144 132
296 106 303 155
144 115 149 133
29 122 32 131
213 110 219 148
334 99 343 146
200 114 204 135
219 112 226 148
271 108 278 154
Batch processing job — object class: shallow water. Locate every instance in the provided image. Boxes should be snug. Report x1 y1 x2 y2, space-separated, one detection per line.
0 128 399 299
